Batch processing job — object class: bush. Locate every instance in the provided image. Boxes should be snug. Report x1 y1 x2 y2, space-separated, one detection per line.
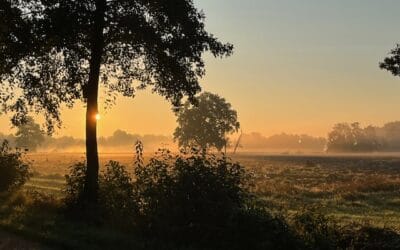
64 161 137 226
338 224 400 250
291 207 340 249
134 149 246 233
134 148 299 249
64 161 86 208
226 206 300 250
0 140 30 192
99 161 137 227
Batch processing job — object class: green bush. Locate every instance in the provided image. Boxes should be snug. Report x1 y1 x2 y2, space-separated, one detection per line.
63 147 300 249
0 140 30 192
64 161 86 208
134 148 299 249
64 160 138 226
291 207 340 249
99 160 137 227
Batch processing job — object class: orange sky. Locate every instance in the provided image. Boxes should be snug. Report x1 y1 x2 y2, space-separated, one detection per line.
1 0 400 139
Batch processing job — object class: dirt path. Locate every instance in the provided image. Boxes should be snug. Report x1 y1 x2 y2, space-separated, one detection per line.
0 230 46 250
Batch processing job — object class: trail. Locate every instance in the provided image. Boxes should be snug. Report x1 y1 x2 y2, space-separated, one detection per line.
0 230 46 250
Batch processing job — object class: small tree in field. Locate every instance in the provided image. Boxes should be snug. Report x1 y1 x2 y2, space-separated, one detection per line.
174 92 240 153
15 116 45 152
0 1 233 203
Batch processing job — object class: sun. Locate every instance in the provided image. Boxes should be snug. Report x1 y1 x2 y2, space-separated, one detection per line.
95 114 101 121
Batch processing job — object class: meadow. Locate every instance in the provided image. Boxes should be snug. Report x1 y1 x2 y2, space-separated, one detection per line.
24 152 400 229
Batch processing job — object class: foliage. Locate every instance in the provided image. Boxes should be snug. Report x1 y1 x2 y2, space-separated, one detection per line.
64 161 87 208
240 132 327 151
174 92 240 152
0 140 29 192
99 160 137 227
0 0 233 132
339 225 400 250
62 145 302 249
291 207 340 249
133 147 300 249
64 160 137 225
291 207 400 250
2 152 400 249
15 116 45 152
134 149 247 230
380 121 400 151
326 122 380 152
380 44 400 78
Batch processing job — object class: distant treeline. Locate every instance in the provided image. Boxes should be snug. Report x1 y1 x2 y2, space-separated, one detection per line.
240 133 326 152
2 121 400 153
326 121 400 153
0 129 172 152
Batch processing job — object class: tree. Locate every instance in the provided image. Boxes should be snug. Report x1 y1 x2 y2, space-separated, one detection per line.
326 123 354 152
15 116 45 151
380 122 400 151
380 44 400 77
0 1 233 203
174 92 240 153
326 122 379 153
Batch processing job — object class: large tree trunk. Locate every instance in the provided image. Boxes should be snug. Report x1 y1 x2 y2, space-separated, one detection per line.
82 0 105 204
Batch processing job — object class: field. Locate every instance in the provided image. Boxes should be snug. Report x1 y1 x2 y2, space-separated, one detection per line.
24 153 400 229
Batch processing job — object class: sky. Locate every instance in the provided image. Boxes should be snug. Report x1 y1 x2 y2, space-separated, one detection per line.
1 0 400 138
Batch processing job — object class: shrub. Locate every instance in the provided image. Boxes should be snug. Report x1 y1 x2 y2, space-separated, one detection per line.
134 148 299 249
64 161 137 226
338 224 400 250
62 146 300 249
0 140 30 192
134 149 245 232
99 161 137 227
64 161 87 208
226 206 300 250
291 207 340 249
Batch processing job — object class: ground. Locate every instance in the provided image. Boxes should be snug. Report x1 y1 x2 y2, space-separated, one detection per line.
23 153 400 228
0 230 43 250
1 152 399 248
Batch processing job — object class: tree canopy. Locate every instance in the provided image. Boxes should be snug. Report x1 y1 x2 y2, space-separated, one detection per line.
0 0 233 132
380 44 400 77
0 0 233 202
326 122 380 153
174 92 240 152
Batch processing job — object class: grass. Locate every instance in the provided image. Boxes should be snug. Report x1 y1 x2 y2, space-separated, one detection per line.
23 153 400 228
236 154 400 229
1 153 399 249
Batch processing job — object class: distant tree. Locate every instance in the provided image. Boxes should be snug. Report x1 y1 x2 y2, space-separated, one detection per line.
0 1 233 203
174 92 240 153
15 116 45 152
326 122 379 153
380 122 400 151
326 123 354 152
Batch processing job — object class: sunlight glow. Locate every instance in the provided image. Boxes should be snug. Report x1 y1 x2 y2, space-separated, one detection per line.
95 114 101 121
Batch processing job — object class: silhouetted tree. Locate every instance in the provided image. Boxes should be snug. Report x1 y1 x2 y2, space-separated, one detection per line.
0 1 233 203
380 46 400 150
15 116 44 152
380 44 400 77
174 92 240 153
